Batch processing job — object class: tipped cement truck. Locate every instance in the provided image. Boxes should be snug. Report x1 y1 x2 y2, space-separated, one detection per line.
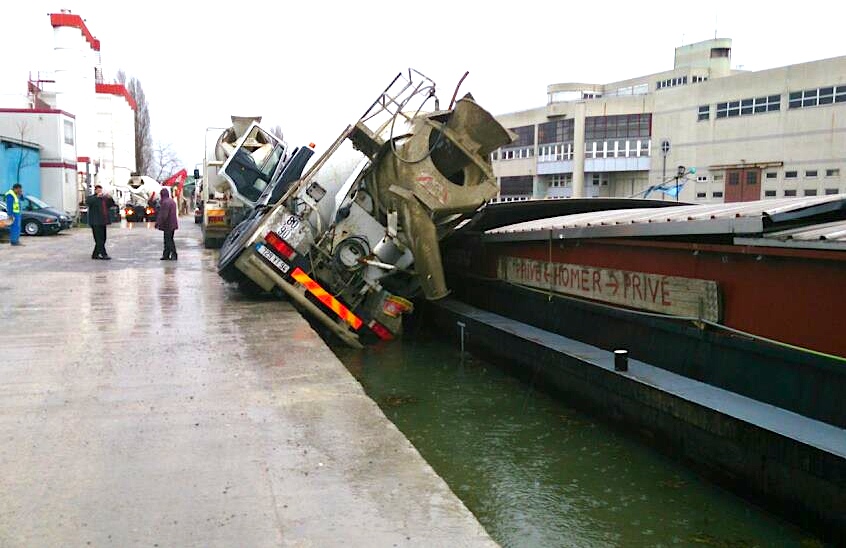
216 69 514 347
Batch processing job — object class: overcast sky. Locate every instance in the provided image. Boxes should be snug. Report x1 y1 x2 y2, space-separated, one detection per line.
2 1 845 172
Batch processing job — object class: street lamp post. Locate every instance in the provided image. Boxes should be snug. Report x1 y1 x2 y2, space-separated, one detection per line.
675 165 686 202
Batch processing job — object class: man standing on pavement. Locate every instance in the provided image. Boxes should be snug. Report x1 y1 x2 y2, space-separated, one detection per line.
86 184 115 260
4 183 24 246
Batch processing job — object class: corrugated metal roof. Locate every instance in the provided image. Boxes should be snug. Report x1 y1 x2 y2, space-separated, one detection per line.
483 195 846 245
734 219 846 250
766 220 846 243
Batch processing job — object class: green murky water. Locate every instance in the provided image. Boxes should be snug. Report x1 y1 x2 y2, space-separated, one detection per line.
331 329 820 548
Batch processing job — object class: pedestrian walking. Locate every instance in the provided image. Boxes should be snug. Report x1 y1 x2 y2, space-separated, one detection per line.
4 183 24 246
86 184 115 260
156 187 179 260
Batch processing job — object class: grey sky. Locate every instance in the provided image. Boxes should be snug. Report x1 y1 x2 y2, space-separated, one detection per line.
2 1 845 173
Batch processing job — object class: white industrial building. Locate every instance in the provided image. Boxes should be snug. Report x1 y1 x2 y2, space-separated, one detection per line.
0 10 136 214
492 38 846 203
0 108 78 212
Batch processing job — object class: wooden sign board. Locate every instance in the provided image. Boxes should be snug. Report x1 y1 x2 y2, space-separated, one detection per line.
498 256 721 322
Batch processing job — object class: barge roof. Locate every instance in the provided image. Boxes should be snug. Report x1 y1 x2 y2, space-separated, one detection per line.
482 194 846 249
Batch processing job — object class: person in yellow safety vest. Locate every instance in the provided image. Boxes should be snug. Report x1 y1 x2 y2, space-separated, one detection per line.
4 183 23 246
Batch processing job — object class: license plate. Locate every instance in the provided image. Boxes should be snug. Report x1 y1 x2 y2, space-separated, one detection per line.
257 243 290 274
277 214 305 247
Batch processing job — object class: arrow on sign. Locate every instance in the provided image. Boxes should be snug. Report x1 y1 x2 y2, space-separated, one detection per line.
606 272 620 296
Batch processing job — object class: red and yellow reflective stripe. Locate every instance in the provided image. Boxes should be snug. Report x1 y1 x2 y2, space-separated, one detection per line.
291 267 363 330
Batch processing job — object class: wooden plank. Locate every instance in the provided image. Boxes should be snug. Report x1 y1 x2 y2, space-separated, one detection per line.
497 256 721 322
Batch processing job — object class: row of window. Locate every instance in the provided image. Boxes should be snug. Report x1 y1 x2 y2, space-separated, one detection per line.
511 114 652 148
584 114 651 140
788 85 846 109
699 85 846 121
695 169 840 183
657 75 709 90
696 188 841 199
699 95 781 120
781 168 840 179
504 173 616 193
657 76 687 90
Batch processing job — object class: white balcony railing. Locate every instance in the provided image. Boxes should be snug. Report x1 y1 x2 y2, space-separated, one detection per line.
495 139 651 163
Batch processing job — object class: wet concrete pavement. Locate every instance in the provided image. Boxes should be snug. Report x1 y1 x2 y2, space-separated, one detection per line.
0 221 495 547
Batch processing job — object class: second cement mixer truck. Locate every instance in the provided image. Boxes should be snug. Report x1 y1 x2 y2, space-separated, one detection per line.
199 116 288 248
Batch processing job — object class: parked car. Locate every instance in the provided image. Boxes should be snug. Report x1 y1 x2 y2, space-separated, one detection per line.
0 195 71 235
0 210 8 240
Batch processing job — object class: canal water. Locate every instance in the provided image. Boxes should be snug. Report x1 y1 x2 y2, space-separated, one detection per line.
331 328 819 548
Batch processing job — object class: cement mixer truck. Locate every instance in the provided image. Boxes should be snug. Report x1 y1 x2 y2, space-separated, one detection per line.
200 116 287 248
121 175 163 222
216 69 514 347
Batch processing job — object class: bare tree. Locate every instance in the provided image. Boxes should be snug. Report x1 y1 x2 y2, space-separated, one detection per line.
151 141 183 182
120 70 153 176
13 121 39 190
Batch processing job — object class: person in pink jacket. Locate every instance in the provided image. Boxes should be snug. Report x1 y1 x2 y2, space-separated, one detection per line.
155 188 179 260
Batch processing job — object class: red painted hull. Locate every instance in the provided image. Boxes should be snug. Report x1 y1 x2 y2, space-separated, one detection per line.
469 239 846 358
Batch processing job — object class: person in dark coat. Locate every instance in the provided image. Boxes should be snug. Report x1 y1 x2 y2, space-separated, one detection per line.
85 184 116 260
156 187 179 260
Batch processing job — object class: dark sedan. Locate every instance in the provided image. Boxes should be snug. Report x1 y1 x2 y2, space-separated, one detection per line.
0 195 71 235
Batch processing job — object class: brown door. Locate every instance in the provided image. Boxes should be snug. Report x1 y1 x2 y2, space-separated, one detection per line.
725 168 761 202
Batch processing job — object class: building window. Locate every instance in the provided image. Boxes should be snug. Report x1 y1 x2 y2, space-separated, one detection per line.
825 188 840 195
509 125 535 148
716 95 779 119
805 170 818 178
592 173 601 186
712 191 724 198
548 174 571 187
790 85 846 109
63 120 74 145
784 189 797 197
785 171 798 179
697 175 708 183
500 176 533 196
766 172 777 179
698 105 710 121
764 190 776 197
696 192 707 198
804 189 818 196
826 168 840 177
584 114 651 141
538 119 574 144
727 172 740 185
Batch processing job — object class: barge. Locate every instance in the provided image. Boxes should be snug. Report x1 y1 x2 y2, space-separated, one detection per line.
435 195 846 541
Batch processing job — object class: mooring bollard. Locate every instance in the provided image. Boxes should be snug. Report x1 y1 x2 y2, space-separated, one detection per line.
614 349 628 372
